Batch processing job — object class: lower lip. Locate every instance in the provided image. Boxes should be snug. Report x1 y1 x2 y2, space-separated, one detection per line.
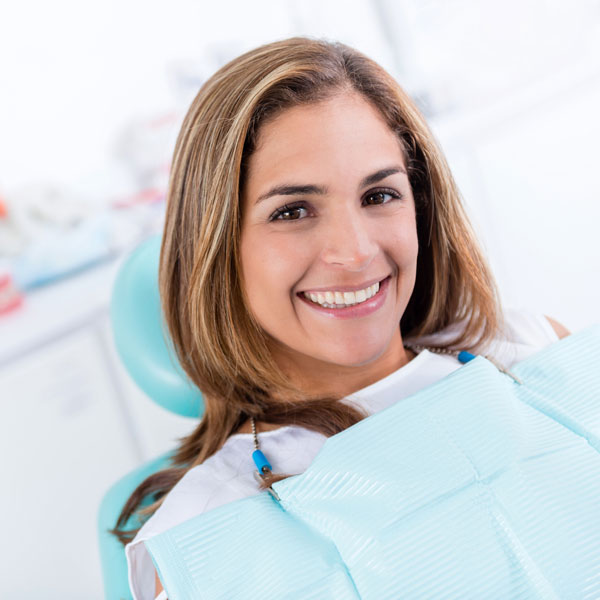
297 276 391 319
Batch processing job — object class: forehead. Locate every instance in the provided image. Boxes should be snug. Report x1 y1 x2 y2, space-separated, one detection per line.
243 92 406 196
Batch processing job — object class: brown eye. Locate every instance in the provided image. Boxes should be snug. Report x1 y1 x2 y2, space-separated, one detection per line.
270 204 308 221
363 189 401 206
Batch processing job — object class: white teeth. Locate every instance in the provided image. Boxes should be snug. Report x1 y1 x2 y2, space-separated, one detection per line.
302 280 384 308
365 282 379 299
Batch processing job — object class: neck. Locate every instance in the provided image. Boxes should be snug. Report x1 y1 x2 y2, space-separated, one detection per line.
235 332 415 436
270 329 415 400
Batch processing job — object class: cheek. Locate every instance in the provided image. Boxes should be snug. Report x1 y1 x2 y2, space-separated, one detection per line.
240 230 312 317
388 215 419 268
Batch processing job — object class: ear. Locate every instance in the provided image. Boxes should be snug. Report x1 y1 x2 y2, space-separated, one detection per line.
544 315 571 340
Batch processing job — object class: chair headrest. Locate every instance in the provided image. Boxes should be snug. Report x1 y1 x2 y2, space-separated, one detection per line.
111 235 204 418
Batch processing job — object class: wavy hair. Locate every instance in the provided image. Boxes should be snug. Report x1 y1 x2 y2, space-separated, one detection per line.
112 36 501 544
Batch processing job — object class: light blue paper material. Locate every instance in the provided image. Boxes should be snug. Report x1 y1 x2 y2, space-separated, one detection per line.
146 325 600 599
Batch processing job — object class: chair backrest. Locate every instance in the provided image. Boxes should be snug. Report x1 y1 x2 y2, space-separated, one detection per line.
97 235 204 599
98 452 173 600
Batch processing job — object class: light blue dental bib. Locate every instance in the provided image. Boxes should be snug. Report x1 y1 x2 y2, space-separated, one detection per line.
146 326 600 599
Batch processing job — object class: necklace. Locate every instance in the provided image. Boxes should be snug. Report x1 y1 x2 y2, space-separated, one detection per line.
250 344 520 500
251 417 281 501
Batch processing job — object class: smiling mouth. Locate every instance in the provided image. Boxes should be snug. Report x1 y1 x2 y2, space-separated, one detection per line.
300 276 389 309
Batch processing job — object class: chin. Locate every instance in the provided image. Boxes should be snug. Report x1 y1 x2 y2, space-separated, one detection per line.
318 343 389 369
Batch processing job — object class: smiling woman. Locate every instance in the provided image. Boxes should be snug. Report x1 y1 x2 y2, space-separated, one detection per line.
239 93 420 395
110 37 569 600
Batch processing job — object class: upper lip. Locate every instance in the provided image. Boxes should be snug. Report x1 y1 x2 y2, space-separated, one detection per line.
299 275 389 294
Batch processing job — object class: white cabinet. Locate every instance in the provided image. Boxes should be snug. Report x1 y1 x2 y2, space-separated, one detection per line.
0 325 138 597
0 261 196 598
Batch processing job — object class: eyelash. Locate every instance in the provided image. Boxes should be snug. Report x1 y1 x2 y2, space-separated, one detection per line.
268 188 404 222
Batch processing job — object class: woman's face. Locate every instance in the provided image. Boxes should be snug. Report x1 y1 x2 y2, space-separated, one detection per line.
240 91 419 390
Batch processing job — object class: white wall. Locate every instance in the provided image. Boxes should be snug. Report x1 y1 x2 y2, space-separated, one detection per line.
432 66 600 331
0 1 294 190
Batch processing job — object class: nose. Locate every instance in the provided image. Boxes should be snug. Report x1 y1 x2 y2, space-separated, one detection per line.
319 210 377 270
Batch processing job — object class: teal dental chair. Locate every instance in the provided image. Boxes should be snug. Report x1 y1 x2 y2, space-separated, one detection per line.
97 235 204 600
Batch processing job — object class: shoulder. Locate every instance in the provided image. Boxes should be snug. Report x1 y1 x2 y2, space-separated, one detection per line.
411 308 567 367
139 438 259 542
480 308 570 367
410 308 562 349
544 315 570 339
499 309 569 345
126 437 260 600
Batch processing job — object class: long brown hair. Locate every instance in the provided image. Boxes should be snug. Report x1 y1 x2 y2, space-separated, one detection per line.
112 37 501 544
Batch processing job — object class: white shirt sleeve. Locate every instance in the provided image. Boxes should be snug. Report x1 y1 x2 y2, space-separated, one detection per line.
482 308 560 367
501 308 559 346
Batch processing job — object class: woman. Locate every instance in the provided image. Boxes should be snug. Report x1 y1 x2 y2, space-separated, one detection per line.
114 37 568 599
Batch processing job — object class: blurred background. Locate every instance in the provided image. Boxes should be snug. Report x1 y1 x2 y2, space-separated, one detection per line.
1 0 599 597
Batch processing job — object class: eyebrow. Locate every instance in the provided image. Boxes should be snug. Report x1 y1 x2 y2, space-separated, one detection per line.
255 165 407 204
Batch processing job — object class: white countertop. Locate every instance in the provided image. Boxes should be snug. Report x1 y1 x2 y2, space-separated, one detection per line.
0 257 124 365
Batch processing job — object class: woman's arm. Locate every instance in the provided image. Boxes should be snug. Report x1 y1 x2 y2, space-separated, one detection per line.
545 315 571 340
155 569 166 599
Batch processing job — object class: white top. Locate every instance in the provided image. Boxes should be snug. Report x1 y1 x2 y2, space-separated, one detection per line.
125 309 559 600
